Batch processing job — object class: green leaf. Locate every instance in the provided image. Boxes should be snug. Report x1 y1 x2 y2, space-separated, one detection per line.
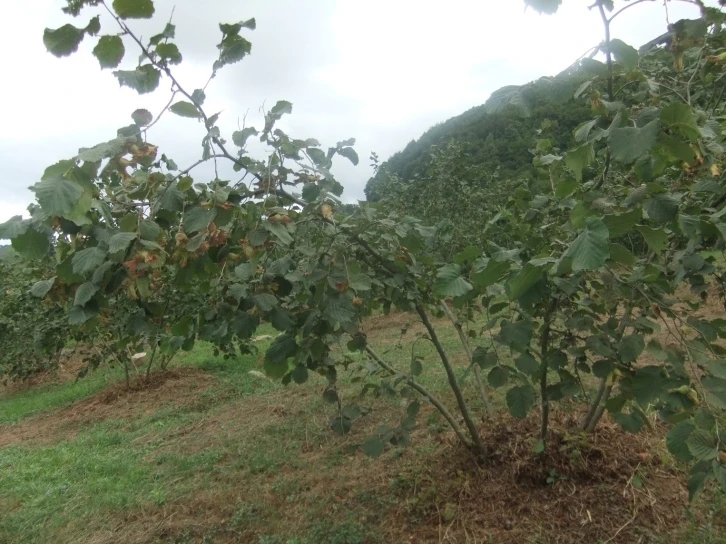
72 246 107 275
554 178 577 198
506 385 535 419
687 430 718 461
687 471 707 502
581 58 609 78
573 119 599 143
506 263 543 300
43 24 85 57
191 89 206 106
270 100 293 117
235 263 255 281
524 0 562 15
132 109 153 126
264 334 297 378
565 217 609 271
574 79 593 99
636 225 669 253
252 294 277 312
624 185 649 207
32 178 84 217
232 311 258 339
716 464 726 494
659 134 696 163
214 35 252 70
139 220 161 241
472 259 510 289
411 358 423 377
323 389 339 404
324 295 356 326
227 284 247 301
707 360 726 380
609 39 638 71
176 176 193 191
349 273 372 291
565 143 594 182
608 243 634 266
12 227 50 259
407 401 420 418
248 229 268 247
221 19 257 33
113 65 161 94
609 120 660 163
108 232 137 254
644 193 679 224
592 359 614 378
85 16 100 35
362 437 385 458
156 43 182 64
473 347 497 369
617 334 645 364
603 208 640 236
183 206 216 233
500 320 533 347
269 308 295 332
661 102 700 140
0 217 27 239
74 281 98 306
434 264 472 298
169 101 200 118
30 277 56 298
307 148 328 167
158 183 185 212
291 365 308 384
112 0 155 19
92 35 124 68
337 147 359 166
78 137 127 162
613 411 646 433
264 222 293 246
69 303 98 325
330 415 352 435
232 128 258 148
515 352 539 375
488 366 510 388
629 365 664 404
666 420 694 462
702 377 726 410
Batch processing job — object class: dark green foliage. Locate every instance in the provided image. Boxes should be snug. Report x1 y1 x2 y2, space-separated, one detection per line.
0 250 68 380
365 75 591 202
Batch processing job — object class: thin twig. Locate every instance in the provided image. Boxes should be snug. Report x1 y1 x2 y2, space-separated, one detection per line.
364 345 473 449
416 303 485 453
440 300 494 417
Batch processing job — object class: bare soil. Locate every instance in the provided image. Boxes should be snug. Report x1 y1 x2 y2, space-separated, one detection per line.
0 368 215 447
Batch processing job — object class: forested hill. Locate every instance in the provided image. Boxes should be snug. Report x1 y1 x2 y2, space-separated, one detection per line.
364 73 591 201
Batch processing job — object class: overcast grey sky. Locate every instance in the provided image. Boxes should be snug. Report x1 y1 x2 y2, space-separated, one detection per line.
0 0 708 224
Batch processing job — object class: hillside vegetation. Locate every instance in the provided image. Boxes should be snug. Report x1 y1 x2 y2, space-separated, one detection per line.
364 74 591 201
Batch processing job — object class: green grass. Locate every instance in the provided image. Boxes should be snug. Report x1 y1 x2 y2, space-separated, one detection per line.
1 320 725 544
0 366 123 424
0 336 285 544
0 326 277 425
0 330 393 544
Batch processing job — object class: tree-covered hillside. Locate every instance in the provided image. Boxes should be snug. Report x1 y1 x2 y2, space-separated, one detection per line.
364 73 592 201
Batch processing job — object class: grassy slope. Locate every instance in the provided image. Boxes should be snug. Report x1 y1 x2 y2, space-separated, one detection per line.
1 320 725 544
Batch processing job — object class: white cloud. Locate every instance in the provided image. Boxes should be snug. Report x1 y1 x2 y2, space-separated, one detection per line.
0 0 710 224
